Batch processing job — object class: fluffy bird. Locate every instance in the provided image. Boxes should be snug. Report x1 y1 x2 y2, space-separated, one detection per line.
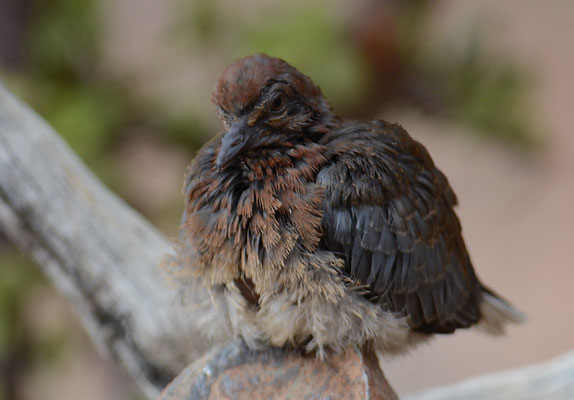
174 54 523 356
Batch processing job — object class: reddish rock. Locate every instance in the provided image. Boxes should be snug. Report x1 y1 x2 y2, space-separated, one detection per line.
158 340 398 400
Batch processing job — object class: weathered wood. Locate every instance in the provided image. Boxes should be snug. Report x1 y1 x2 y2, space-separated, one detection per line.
0 82 213 398
158 339 398 400
407 349 574 400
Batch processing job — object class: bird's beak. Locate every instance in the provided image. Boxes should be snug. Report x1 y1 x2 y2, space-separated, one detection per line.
216 118 256 169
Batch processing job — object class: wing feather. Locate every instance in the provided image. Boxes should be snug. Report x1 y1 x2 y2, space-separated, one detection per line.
318 121 482 333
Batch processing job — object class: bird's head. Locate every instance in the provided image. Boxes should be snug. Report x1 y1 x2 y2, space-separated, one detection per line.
211 54 335 169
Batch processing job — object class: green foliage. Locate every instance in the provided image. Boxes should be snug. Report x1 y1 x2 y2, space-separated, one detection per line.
164 114 214 151
7 0 129 166
429 38 535 149
10 79 124 160
174 1 367 112
26 0 99 83
237 4 367 110
174 0 536 148
45 86 124 159
174 0 220 45
0 253 40 357
0 252 41 399
444 45 535 148
401 15 537 149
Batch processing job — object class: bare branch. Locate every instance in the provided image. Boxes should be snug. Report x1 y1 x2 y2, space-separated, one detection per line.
407 349 574 400
0 82 212 398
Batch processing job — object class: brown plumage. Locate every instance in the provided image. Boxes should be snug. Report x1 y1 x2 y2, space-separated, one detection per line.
174 54 523 356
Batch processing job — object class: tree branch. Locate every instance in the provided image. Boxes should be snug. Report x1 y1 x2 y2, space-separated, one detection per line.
407 349 574 400
0 82 212 398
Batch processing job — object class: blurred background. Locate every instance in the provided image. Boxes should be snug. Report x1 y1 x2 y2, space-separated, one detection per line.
0 0 572 399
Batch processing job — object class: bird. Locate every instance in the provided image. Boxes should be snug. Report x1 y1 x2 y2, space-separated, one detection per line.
173 53 523 357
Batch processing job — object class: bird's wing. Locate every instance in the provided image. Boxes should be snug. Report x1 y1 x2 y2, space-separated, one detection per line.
317 121 482 333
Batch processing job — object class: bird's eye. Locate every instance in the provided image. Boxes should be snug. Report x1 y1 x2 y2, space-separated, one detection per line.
269 93 286 113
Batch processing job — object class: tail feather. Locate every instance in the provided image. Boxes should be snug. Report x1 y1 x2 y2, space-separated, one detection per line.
478 286 526 335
